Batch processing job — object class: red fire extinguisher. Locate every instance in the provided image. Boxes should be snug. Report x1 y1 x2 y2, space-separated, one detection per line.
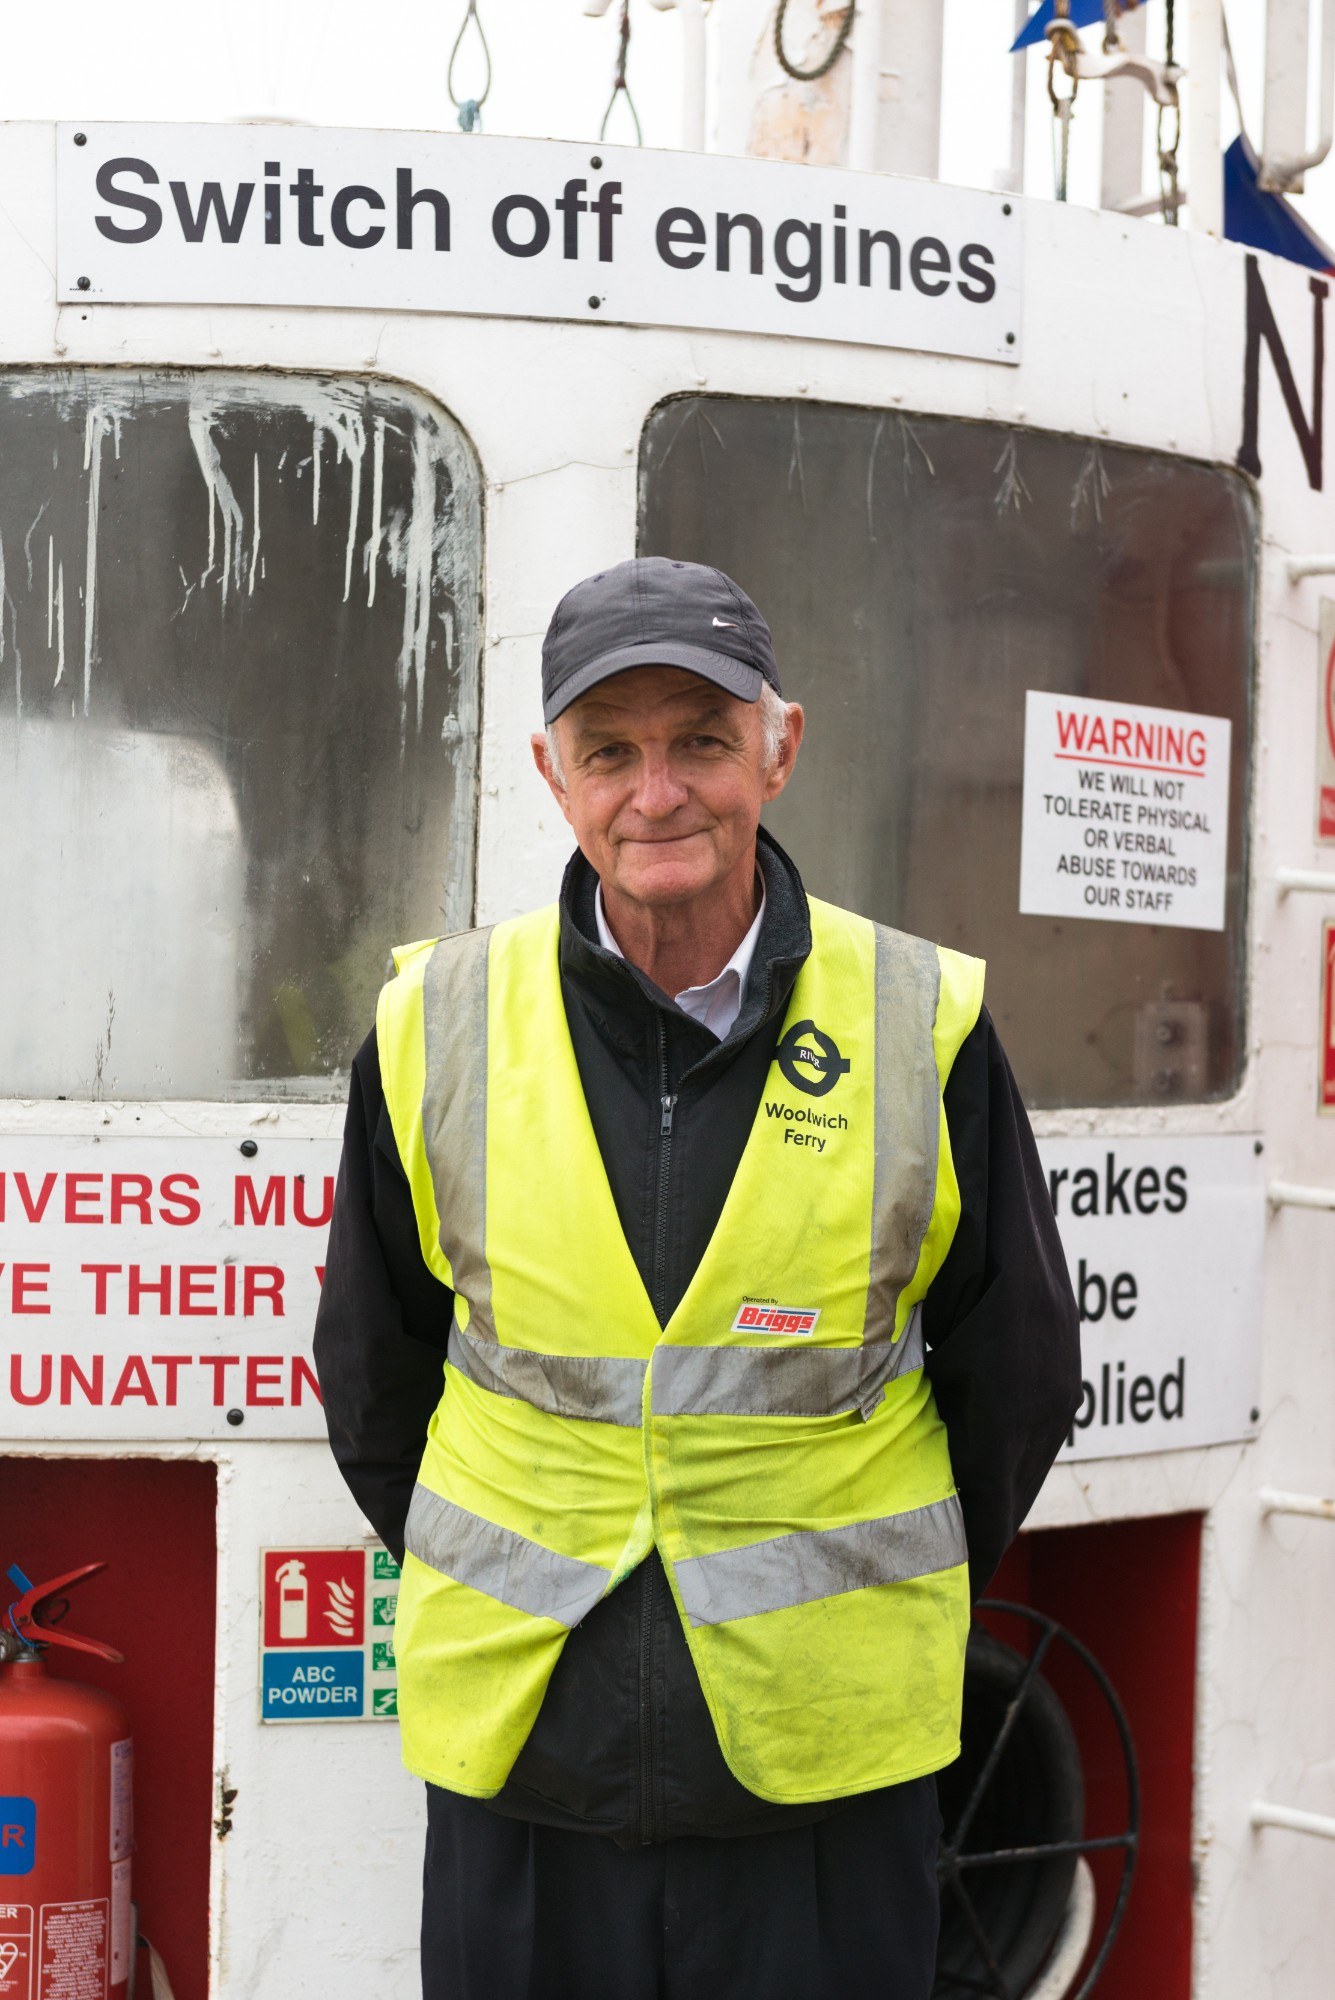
0 1561 133 2000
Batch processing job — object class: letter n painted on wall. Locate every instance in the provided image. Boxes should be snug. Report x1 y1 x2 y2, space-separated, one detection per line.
1238 251 1327 489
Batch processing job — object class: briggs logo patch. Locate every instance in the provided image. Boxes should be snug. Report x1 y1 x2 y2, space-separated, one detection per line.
732 1301 821 1337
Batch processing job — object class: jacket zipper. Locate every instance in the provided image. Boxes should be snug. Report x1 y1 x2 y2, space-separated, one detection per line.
640 1020 676 1845
653 1019 677 1326
638 1553 658 1845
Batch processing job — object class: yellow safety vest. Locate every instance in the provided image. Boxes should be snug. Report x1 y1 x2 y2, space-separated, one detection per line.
377 894 984 1805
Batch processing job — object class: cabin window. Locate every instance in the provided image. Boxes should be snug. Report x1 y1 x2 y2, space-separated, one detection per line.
639 397 1254 1109
0 370 481 1103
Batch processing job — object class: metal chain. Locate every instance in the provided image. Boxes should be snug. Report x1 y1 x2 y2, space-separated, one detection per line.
447 0 492 134
1051 92 1075 203
600 0 643 146
1157 0 1181 223
1047 2 1079 203
774 0 856 84
1102 0 1124 53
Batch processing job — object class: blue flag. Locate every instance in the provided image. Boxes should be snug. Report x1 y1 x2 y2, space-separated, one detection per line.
1011 2 1146 53
1224 135 1335 273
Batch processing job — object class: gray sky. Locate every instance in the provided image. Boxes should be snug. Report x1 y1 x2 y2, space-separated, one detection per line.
2 1 1330 247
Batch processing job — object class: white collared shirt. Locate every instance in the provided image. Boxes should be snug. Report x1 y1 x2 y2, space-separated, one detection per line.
594 881 766 1041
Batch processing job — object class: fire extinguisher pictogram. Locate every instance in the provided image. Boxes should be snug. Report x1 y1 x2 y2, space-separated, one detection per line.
0 1561 136 2000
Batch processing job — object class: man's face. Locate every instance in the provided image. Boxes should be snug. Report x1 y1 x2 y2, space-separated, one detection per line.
532 665 802 911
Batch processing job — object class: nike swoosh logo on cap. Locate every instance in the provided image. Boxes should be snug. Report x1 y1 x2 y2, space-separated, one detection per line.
712 616 740 629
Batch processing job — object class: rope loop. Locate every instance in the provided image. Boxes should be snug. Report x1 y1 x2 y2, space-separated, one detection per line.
1157 102 1182 225
1159 0 1180 226
773 0 856 84
448 0 492 131
600 0 644 146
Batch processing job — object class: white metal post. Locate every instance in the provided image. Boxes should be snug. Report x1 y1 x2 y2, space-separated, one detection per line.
1262 0 1314 188
1187 0 1224 234
1251 1801 1335 1840
1000 0 1028 194
1101 3 1147 210
848 0 885 174
679 0 708 153
1259 1487 1335 1519
876 0 945 180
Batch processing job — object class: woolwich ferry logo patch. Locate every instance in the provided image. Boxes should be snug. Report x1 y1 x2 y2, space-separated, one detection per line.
774 1019 851 1098
732 1301 822 1337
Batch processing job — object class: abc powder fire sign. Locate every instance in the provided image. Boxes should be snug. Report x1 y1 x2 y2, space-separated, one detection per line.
260 1546 401 1723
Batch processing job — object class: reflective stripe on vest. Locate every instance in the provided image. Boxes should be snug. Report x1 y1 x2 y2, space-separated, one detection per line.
379 894 984 1805
405 1482 612 1628
445 1319 649 1427
673 1491 967 1628
444 1298 923 1426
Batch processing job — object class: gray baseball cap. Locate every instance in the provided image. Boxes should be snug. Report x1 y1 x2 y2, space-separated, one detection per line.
541 557 782 724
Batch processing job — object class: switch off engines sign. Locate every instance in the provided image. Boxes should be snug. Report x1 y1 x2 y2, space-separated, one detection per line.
1019 691 1231 930
1041 1134 1264 1462
0 1137 340 1439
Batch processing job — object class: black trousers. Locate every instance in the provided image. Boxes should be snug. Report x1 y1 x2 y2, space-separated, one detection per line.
422 1778 942 2000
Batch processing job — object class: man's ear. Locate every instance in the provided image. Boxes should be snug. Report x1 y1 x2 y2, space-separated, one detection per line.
532 730 576 827
762 702 805 804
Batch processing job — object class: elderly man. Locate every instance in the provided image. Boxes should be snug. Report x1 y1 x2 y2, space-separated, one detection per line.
314 557 1080 2000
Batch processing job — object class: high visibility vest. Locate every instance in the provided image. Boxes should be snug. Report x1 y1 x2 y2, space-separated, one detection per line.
377 894 984 1805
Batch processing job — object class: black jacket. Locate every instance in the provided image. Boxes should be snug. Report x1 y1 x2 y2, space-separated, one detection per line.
314 832 1081 1847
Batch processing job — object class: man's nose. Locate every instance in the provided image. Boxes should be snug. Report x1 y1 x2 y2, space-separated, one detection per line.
632 753 690 819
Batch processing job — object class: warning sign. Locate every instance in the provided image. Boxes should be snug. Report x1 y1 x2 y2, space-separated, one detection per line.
260 1546 399 1723
1045 1133 1264 1462
1318 602 1335 842
0 1135 339 1442
37 1899 106 2000
1019 692 1231 931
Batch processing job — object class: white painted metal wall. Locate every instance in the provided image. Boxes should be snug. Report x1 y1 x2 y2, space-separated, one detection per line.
1 117 1334 1995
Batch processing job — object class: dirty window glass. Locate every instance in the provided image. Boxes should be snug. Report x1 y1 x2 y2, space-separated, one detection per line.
639 399 1254 1108
0 370 480 1102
